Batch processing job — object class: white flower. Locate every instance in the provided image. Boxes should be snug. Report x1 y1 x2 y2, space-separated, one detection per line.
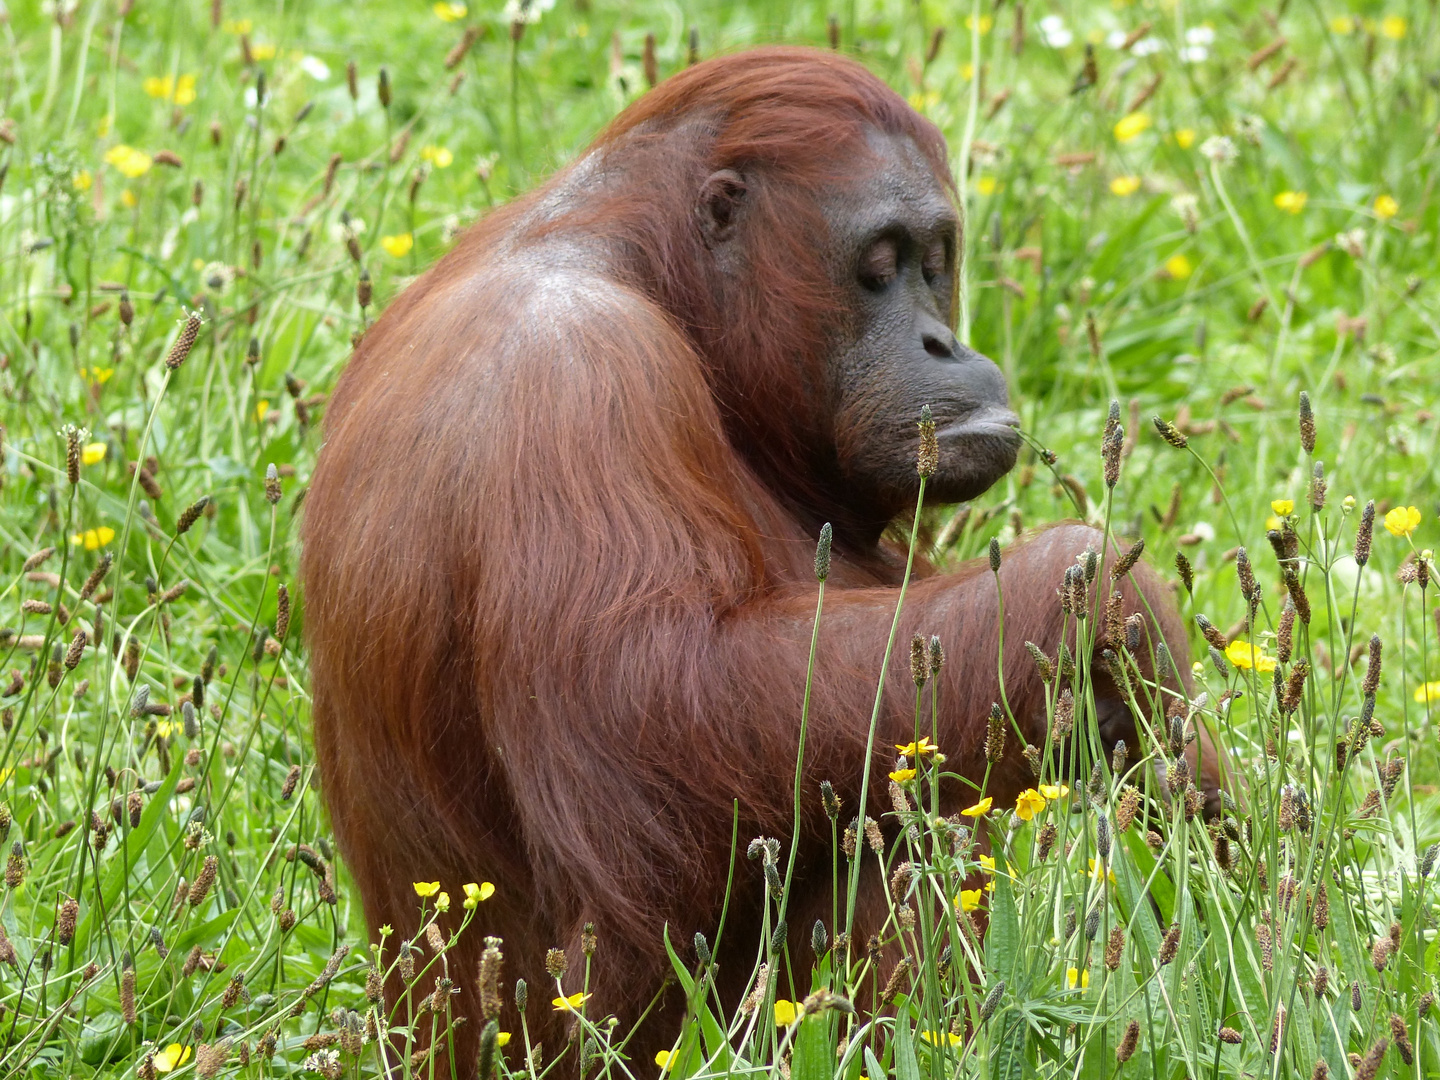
1171 193 1200 232
502 0 556 24
1184 25 1216 45
1038 15 1073 47
1180 45 1209 62
328 215 366 242
300 55 331 80
201 262 235 293
1199 135 1237 166
1236 115 1264 146
1191 522 1216 542
1105 30 1127 48
1133 38 1163 57
1335 228 1367 258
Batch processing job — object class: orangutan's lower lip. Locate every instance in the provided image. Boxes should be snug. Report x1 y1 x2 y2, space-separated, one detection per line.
938 407 1021 440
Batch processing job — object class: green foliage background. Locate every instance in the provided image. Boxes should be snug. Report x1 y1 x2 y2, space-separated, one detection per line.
0 0 1438 1077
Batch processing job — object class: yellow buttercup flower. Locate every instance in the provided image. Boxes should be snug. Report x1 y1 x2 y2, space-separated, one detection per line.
463 881 495 908
496 1033 511 1048
105 145 153 179
1039 784 1069 800
73 170 93 192
1175 128 1196 149
552 992 591 1012
1225 639 1277 673
1271 499 1294 516
82 367 115 385
142 74 197 105
120 189 138 209
71 527 117 550
1165 254 1193 280
1329 15 1354 33
1110 176 1142 197
153 1044 192 1073
1385 505 1420 537
1014 788 1046 821
82 442 107 465
222 17 253 33
773 999 798 1026
421 145 455 169
413 881 441 898
1065 967 1089 990
975 176 997 196
252 43 278 61
655 1050 672 1070
1380 15 1406 38
1088 858 1116 884
1113 112 1151 143
918 1031 962 1047
382 233 414 258
1273 191 1307 214
255 400 270 423
964 14 993 32
1374 194 1399 220
434 1 468 20
1414 681 1440 704
889 767 916 783
435 891 451 912
978 854 996 874
155 720 177 738
960 797 992 818
957 888 983 912
896 736 938 757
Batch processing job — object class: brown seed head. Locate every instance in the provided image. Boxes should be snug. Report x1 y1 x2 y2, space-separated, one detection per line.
64 425 81 484
1104 926 1124 970
985 702 1005 763
1313 964 1328 998
1112 537 1145 581
264 463 282 505
479 936 504 1019
1276 600 1295 664
1355 1038 1387 1080
1036 821 1057 861
1218 1026 1242 1044
1158 922 1181 964
1390 1014 1413 1064
189 854 218 906
909 634 927 686
916 405 939 479
1153 416 1188 449
276 584 291 642
1116 1019 1140 1063
56 896 78 945
166 312 202 370
1175 551 1194 593
1362 634 1382 695
63 629 86 670
177 496 210 535
545 947 567 979
1354 500 1375 566
196 1041 230 1079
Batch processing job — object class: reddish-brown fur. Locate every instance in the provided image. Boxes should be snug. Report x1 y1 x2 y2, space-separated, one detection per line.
301 47 1217 1074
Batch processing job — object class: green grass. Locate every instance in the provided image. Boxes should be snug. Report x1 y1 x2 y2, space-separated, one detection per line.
1 0 1438 1077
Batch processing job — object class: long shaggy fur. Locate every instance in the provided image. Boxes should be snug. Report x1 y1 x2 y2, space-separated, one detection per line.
301 47 1216 1074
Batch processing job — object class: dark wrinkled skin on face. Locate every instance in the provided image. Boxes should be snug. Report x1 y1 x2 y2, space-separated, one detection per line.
820 130 1020 523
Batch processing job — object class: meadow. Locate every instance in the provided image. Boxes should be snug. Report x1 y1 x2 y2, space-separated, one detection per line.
1 0 1438 1077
